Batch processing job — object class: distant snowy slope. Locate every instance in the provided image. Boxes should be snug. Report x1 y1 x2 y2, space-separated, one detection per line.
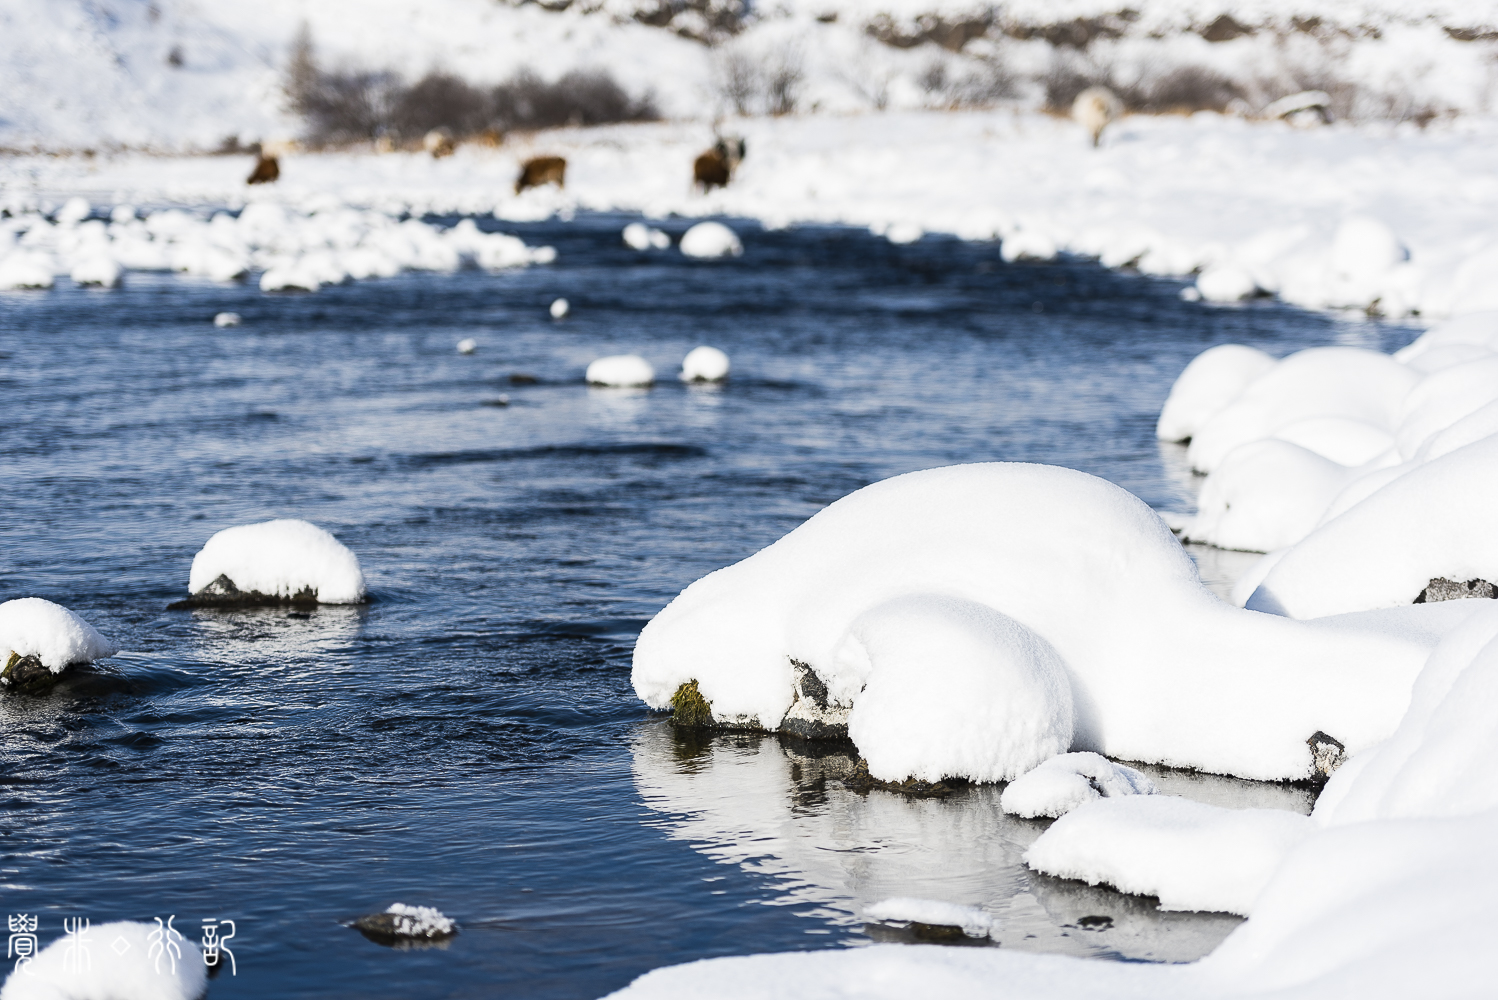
4 0 1498 150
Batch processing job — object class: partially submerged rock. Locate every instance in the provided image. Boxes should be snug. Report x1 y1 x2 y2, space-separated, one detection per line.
0 597 117 695
864 898 995 942
168 573 319 609
842 758 955 798
780 660 849 740
2 651 65 696
1415 577 1497 603
352 903 457 946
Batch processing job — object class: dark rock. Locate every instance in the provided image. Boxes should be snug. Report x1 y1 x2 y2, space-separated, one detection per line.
350 906 457 949
167 573 320 610
863 921 992 947
1 652 64 696
1307 731 1347 779
509 373 539 385
779 659 850 740
842 758 955 798
1414 578 1497 604
1200 14 1253 42
1077 914 1114 930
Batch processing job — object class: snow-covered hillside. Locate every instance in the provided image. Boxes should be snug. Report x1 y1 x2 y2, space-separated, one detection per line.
4 0 1498 151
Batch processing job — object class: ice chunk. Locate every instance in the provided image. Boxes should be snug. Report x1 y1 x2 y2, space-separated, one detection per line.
1156 344 1277 443
1000 751 1155 819
680 345 729 382
844 595 1073 784
0 598 116 672
587 355 655 387
184 519 366 605
864 898 994 937
0 920 206 1000
1025 795 1313 915
550 297 570 319
680 221 742 259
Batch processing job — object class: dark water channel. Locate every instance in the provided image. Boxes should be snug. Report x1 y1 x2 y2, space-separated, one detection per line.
0 214 1415 997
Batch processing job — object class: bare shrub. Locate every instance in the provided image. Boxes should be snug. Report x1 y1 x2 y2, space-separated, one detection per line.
714 44 804 116
764 48 805 116
716 51 760 115
492 69 659 130
1134 66 1244 113
393 73 493 139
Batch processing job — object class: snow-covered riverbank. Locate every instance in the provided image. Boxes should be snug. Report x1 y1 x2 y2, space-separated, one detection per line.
5 109 1497 319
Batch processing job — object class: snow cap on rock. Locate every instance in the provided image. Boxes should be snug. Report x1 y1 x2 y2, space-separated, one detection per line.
550 297 570 319
864 898 994 937
680 345 729 382
587 354 655 387
680 221 742 259
0 598 117 672
187 519 366 604
1001 751 1156 819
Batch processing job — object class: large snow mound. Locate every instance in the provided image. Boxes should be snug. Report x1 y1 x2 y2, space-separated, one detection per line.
0 920 206 1000
633 462 1448 781
0 597 116 671
187 518 366 603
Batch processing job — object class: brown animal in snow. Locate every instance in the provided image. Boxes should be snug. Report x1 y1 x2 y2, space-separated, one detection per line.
516 155 567 194
693 136 746 191
424 128 456 159
246 153 279 185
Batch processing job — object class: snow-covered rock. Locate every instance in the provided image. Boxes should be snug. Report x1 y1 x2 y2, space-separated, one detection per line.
0 253 56 290
1195 263 1258 303
1000 752 1155 819
623 222 671 251
456 337 477 354
550 297 570 319
1025 795 1313 916
587 355 655 387
69 254 121 287
680 345 729 382
679 222 742 259
864 898 994 938
213 311 241 327
0 598 116 673
0 920 206 1000
844 595 1073 784
352 903 457 941
1156 344 1278 443
633 463 1450 781
180 518 367 606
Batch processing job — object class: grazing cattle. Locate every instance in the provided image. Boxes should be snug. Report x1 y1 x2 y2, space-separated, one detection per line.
1072 86 1123 147
246 153 279 185
476 128 505 148
693 136 746 191
515 155 567 194
424 128 456 159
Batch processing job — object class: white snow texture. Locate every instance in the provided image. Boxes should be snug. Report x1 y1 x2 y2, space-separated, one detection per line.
187 518 366 603
0 920 206 1000
863 898 994 937
383 903 457 939
587 355 656 387
1000 751 1155 819
0 598 116 672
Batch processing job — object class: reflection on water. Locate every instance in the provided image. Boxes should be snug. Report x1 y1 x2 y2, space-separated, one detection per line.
631 722 1306 963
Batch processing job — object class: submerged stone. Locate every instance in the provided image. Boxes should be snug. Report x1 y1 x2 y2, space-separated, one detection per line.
843 758 955 798
1 651 63 696
670 679 715 728
1414 577 1497 603
167 573 320 610
351 904 458 947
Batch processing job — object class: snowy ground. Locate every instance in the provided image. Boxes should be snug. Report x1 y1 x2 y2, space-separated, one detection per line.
4 109 1498 321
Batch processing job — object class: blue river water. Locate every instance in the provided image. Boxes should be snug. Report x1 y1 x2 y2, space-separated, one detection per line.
0 213 1415 997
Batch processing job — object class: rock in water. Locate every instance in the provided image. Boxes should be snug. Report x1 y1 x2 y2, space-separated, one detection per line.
352 904 457 946
170 519 367 608
168 572 319 609
780 660 849 739
1414 578 1497 603
2 652 62 695
1308 731 1347 778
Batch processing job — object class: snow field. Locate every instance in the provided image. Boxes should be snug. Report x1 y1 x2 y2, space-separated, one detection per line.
187 518 367 604
0 200 554 296
0 920 206 1000
0 598 116 672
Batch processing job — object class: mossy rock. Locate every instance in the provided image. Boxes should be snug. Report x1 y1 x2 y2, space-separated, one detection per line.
167 573 320 610
2 652 63 696
670 679 715 729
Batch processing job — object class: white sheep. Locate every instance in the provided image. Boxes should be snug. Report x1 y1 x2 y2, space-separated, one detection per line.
1073 86 1123 147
